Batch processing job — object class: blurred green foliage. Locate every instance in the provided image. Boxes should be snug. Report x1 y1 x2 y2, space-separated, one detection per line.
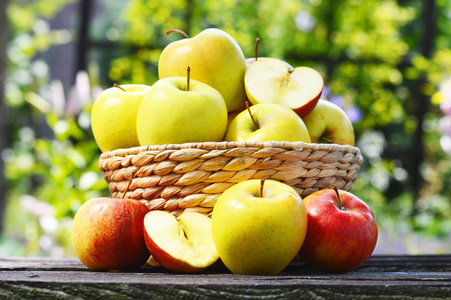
1 0 451 256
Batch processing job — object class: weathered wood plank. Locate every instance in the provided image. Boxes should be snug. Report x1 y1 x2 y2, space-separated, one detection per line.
0 255 450 299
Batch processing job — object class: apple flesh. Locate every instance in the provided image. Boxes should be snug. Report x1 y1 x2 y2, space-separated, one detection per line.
211 179 308 275
245 58 323 118
72 197 150 271
301 99 355 146
143 211 219 273
91 84 151 152
159 28 247 112
224 103 311 143
298 188 378 273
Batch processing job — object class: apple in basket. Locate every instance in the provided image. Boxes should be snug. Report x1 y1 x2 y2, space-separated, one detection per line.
244 57 324 118
136 67 228 146
301 99 355 146
72 197 150 271
143 210 219 273
91 84 151 152
211 179 308 274
298 187 378 273
158 28 247 112
224 102 311 143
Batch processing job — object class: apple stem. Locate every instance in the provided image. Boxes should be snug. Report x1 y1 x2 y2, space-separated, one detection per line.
166 29 190 39
333 185 346 211
113 83 127 92
254 38 260 61
187 66 190 92
121 170 137 199
246 101 259 130
260 178 265 198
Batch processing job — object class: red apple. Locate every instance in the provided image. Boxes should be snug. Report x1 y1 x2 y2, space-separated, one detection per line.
143 211 219 273
72 197 150 271
298 187 378 273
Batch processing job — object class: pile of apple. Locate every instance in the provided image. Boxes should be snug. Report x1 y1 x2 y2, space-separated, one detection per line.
90 29 355 152
72 28 377 275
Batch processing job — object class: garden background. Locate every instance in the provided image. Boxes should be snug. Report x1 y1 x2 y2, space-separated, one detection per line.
0 0 450 257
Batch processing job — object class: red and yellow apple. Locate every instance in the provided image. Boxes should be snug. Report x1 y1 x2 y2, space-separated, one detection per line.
244 58 324 118
298 187 378 273
143 211 219 273
72 197 150 271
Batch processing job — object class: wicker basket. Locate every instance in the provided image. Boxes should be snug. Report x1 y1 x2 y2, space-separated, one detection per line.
98 141 363 216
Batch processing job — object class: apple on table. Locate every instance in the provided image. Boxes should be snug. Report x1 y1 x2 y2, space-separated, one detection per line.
224 102 311 143
91 84 151 152
211 179 308 275
301 99 355 146
244 57 324 118
298 186 378 273
72 197 150 271
136 67 228 146
158 28 247 113
143 210 219 273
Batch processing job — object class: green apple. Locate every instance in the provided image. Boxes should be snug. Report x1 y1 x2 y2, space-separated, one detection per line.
158 28 247 112
136 76 228 146
224 103 311 143
244 58 324 118
211 179 308 275
72 197 150 271
302 99 355 146
143 211 219 273
91 84 151 152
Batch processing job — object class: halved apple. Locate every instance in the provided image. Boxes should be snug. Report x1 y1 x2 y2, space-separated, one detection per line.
244 58 324 118
143 211 219 273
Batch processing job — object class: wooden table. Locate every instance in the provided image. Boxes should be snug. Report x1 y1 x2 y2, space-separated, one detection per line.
1 255 450 299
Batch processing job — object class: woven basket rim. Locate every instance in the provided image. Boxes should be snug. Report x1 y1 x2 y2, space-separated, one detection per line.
100 141 361 159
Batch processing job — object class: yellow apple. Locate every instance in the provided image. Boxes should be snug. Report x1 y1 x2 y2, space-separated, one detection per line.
158 28 247 112
136 76 228 146
211 179 308 275
91 84 151 152
224 103 311 143
302 99 355 146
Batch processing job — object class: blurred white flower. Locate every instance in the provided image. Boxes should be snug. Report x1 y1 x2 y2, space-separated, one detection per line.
295 11 315 32
20 195 54 217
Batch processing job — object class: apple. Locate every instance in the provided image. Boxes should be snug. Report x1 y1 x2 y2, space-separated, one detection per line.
244 57 323 118
224 102 311 143
91 84 151 152
143 210 219 273
298 187 378 273
211 179 308 275
136 70 228 146
72 197 150 271
301 99 355 146
159 28 247 112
